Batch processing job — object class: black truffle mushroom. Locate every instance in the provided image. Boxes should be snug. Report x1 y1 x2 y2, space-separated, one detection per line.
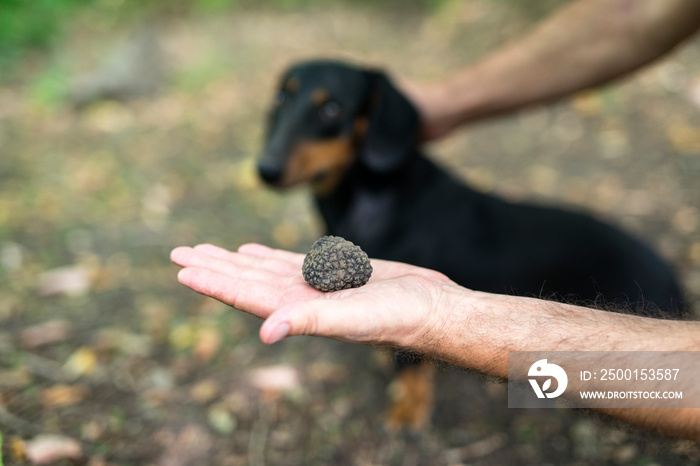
302 236 373 292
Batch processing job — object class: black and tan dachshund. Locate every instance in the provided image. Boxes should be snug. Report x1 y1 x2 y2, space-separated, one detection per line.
257 59 685 429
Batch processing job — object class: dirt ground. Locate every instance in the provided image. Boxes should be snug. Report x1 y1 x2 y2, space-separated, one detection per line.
1 1 700 464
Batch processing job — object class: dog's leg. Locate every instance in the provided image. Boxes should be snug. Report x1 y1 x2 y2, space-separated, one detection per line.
384 360 436 432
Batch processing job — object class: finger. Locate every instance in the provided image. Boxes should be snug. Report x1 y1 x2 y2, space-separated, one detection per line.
259 298 378 345
194 243 302 276
173 246 289 287
180 244 299 283
192 243 239 259
237 243 306 268
177 267 282 318
171 246 197 267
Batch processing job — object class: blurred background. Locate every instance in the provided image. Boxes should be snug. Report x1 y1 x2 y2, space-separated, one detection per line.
1 0 699 464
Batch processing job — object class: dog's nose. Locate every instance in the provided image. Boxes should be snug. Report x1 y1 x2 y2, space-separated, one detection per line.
257 162 284 184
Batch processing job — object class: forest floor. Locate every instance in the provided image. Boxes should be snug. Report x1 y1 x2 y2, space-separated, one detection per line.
1 1 700 464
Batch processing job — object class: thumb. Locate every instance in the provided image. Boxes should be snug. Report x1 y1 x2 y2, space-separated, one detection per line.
259 299 355 345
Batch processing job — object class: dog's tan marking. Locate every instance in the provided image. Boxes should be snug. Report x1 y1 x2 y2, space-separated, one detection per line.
311 88 330 105
385 361 435 432
283 137 354 194
278 118 369 195
284 77 299 93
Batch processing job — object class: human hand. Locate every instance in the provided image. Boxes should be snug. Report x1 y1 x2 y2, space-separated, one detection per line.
170 243 462 348
399 79 460 142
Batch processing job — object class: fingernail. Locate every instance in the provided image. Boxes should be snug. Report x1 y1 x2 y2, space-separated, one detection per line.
267 322 290 344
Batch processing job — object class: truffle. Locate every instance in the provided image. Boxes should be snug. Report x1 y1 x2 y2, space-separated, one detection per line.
302 236 373 292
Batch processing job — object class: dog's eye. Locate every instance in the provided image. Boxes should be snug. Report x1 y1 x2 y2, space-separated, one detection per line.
318 100 342 123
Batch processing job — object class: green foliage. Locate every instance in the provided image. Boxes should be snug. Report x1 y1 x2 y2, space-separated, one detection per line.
27 61 72 108
0 0 88 66
0 0 454 72
0 0 154 73
0 429 3 466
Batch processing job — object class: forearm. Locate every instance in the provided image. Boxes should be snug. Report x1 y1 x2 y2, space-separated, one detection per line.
410 0 700 136
416 290 691 376
412 287 700 439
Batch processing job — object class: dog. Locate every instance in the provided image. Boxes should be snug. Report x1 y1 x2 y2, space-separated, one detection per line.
257 59 686 429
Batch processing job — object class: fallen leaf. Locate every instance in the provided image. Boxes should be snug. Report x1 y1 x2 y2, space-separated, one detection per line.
190 379 221 404
444 433 508 462
208 404 236 435
139 299 172 342
9 436 27 462
94 327 152 356
40 384 88 408
0 368 31 389
667 123 700 154
169 323 196 351
37 266 90 297
463 167 495 193
571 90 603 117
307 361 349 383
672 206 699 233
20 320 72 349
63 347 98 378
193 327 221 363
689 242 700 266
25 434 82 465
231 157 261 191
81 420 103 442
81 101 134 133
86 455 110 466
248 364 301 401
156 425 212 466
527 165 559 197
612 444 638 464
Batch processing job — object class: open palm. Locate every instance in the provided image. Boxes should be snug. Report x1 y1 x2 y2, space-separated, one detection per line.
171 243 458 346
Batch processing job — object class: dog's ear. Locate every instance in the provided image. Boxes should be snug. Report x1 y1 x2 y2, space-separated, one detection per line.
360 71 420 173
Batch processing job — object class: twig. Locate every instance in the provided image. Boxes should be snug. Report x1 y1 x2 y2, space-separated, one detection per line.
248 402 273 466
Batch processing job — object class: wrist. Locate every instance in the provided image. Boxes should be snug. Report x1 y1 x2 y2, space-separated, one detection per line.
407 63 516 139
408 283 512 375
400 79 474 141
408 288 584 377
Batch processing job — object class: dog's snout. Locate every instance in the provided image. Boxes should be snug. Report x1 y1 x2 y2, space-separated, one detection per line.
257 161 284 184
